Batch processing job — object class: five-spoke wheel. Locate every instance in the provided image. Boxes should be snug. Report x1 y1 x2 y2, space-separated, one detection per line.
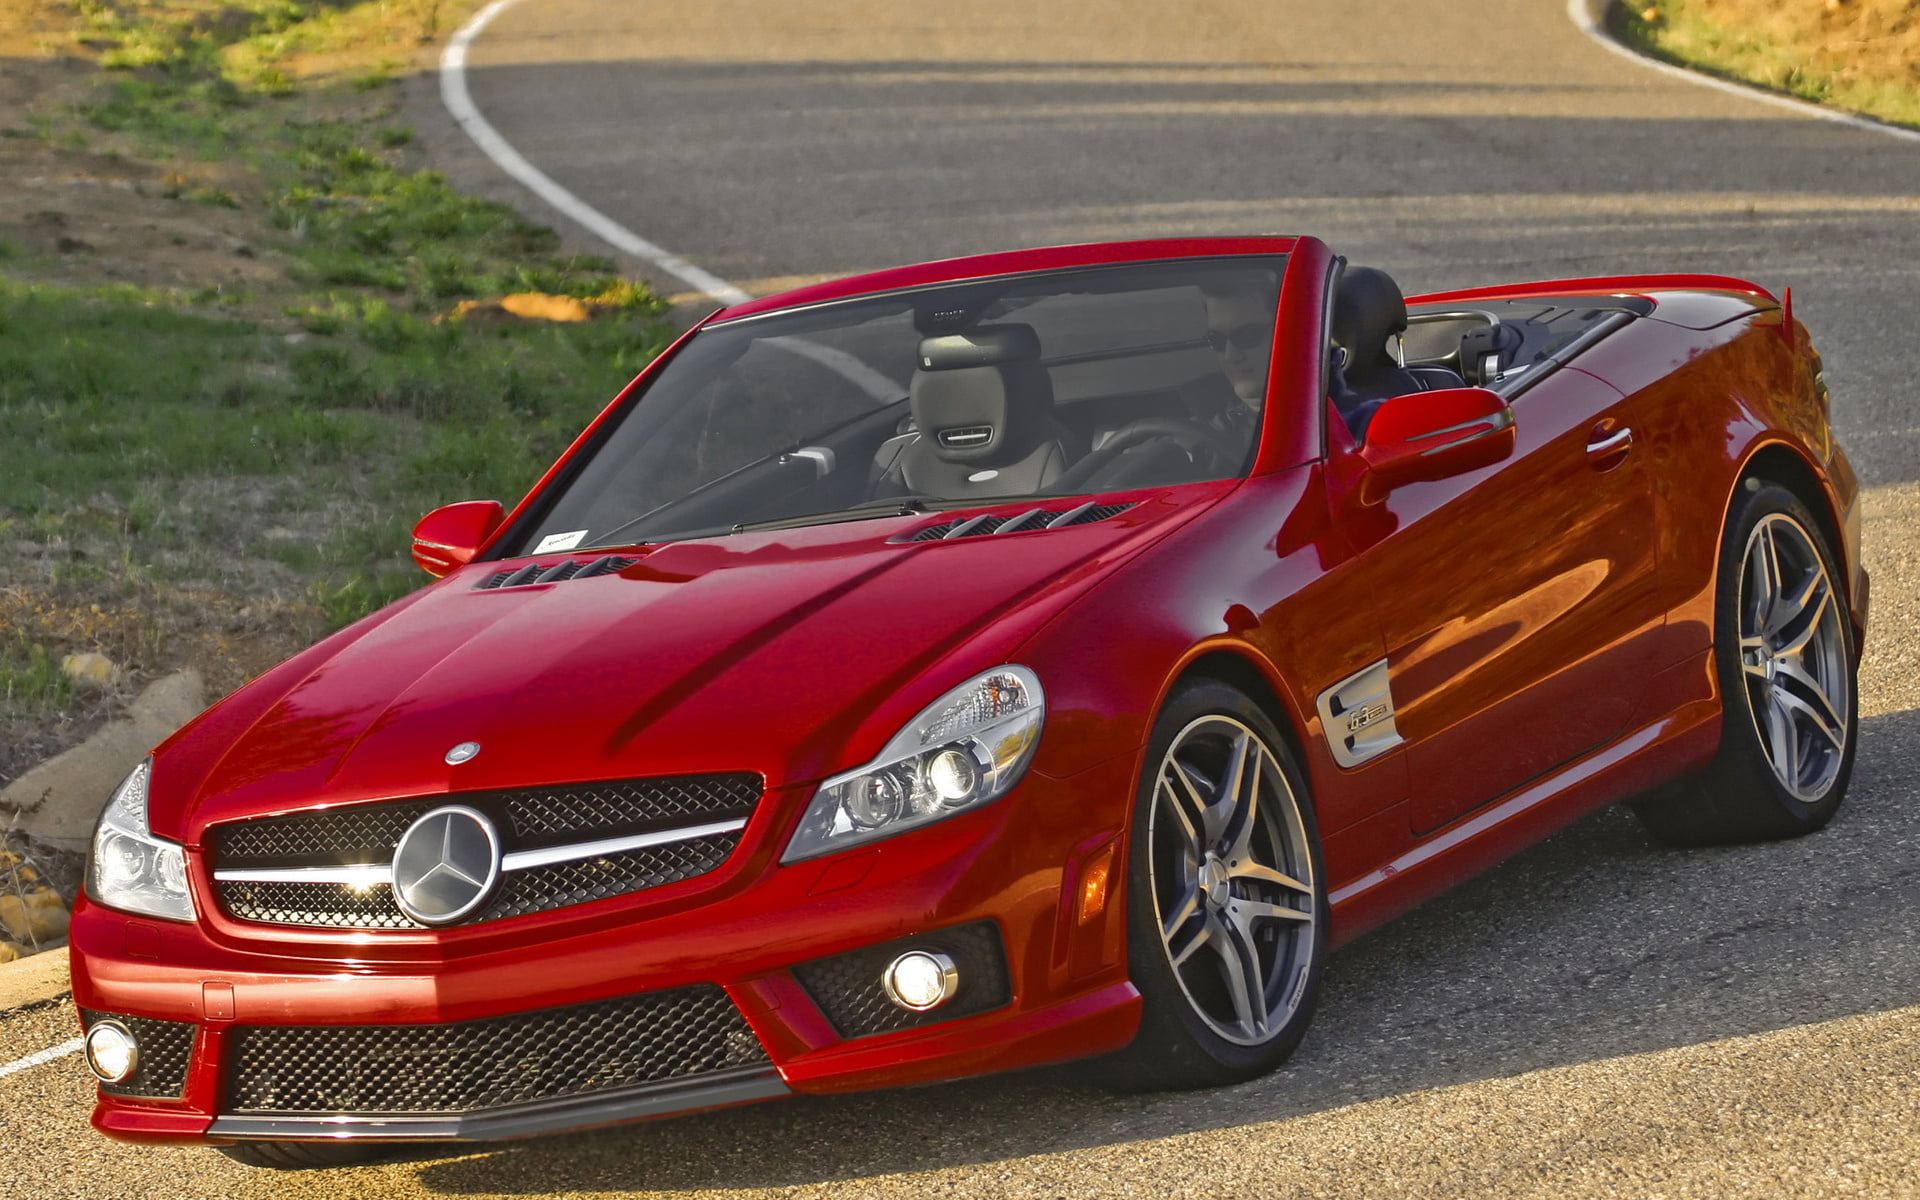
1736 512 1852 801
1111 679 1324 1087
1632 479 1858 845
1150 715 1317 1047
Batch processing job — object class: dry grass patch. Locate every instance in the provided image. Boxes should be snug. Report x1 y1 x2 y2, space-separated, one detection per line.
1621 0 1920 130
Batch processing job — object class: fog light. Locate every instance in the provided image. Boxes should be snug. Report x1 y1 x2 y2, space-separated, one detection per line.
882 950 960 1012
85 1021 139 1083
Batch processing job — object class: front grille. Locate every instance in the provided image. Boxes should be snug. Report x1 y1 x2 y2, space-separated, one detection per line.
791 922 1011 1040
211 773 760 930
80 1010 196 1100
225 984 767 1115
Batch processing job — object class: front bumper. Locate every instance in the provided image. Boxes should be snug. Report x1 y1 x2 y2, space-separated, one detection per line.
70 756 1142 1145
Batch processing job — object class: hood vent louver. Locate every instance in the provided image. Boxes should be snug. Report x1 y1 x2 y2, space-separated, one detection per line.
900 501 1137 543
475 555 636 590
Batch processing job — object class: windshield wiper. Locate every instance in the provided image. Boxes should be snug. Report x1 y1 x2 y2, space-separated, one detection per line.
730 499 928 534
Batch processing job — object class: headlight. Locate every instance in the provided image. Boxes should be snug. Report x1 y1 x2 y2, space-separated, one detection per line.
87 760 196 922
782 666 1045 863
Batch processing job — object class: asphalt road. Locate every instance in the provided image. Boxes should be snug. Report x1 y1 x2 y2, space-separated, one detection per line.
8 1 1920 1195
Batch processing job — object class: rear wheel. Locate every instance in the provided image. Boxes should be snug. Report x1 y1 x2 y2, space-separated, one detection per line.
1107 678 1325 1089
1632 480 1857 845
215 1140 389 1169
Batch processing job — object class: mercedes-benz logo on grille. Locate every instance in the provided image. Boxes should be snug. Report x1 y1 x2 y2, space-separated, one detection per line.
391 805 502 927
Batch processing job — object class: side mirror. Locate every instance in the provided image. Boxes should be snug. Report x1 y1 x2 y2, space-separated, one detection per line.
411 500 505 578
1360 387 1515 487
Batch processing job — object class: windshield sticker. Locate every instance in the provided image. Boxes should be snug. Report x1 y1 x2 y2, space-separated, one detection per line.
534 530 589 553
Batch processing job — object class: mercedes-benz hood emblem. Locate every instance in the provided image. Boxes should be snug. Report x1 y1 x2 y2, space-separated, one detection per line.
391 805 502 926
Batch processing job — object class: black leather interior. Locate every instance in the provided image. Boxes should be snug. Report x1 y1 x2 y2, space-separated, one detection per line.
1457 322 1526 386
892 324 1073 496
1331 266 1465 438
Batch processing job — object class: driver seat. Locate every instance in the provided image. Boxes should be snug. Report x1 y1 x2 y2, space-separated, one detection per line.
1331 266 1464 438
889 324 1073 497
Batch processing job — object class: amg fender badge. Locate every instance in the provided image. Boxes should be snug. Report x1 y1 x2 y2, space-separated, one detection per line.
1316 659 1404 769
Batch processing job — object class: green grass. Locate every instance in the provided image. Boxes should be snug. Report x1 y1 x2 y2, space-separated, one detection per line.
1619 2 1920 131
0 277 672 617
3 0 677 633
0 635 79 716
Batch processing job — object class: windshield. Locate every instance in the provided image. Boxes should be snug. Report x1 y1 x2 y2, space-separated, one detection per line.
506 256 1285 556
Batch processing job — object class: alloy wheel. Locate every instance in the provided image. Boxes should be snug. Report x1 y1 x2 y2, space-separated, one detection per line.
1147 715 1317 1047
1736 512 1851 802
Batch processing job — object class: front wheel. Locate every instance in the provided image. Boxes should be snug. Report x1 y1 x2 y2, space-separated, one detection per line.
1632 480 1858 845
1107 678 1326 1089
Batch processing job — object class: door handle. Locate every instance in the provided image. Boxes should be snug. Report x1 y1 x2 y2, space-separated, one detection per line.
1586 427 1633 461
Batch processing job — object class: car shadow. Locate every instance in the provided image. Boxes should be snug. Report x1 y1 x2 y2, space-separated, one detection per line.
402 705 1920 1194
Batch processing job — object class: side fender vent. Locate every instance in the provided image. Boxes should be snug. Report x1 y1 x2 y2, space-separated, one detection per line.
899 501 1137 543
475 555 636 590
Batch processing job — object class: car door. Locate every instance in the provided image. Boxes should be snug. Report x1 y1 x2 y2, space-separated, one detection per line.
1331 366 1666 835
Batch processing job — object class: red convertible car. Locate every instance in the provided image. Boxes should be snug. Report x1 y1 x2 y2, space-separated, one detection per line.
70 236 1865 1167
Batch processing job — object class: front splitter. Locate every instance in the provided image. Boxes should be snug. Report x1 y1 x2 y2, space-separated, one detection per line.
206 1065 789 1143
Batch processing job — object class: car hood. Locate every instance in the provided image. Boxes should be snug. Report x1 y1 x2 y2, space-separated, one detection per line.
151 488 1230 843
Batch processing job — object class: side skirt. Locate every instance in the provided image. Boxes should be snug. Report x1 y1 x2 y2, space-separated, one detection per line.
1325 687 1720 947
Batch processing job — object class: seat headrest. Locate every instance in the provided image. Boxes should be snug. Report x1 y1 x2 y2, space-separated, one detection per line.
1331 267 1409 371
917 324 1042 370
909 324 1053 466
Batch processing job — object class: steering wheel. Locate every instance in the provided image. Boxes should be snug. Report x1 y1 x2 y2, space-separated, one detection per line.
1054 417 1244 491
1100 418 1242 462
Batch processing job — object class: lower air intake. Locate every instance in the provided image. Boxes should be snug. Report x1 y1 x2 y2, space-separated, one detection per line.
791 921 1010 1040
225 984 767 1115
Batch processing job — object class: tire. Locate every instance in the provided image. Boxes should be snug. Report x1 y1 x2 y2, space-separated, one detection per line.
1106 677 1326 1089
1631 479 1858 846
215 1140 389 1169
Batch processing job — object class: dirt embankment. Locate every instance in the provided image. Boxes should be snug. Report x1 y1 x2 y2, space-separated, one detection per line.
0 3 289 301
1630 0 1920 128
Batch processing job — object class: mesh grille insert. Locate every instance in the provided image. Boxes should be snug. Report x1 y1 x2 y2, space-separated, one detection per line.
80 1010 196 1100
791 922 1010 1040
225 984 768 1115
220 880 414 929
478 832 741 924
212 774 760 868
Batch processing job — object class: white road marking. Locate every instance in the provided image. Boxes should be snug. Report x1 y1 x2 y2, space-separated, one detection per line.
0 1037 83 1081
1565 0 1920 145
439 0 755 305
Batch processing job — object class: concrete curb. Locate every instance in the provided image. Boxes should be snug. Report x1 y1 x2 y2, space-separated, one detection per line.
0 946 70 1011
